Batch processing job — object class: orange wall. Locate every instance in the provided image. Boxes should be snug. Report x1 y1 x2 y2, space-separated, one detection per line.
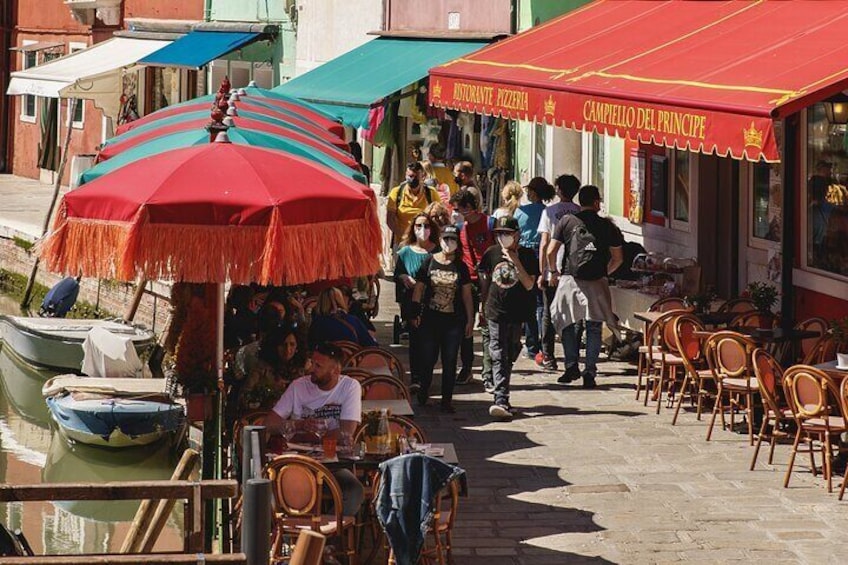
15 0 88 32
10 34 104 182
124 0 205 21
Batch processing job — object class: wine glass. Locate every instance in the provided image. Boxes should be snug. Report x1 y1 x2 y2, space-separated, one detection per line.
280 420 296 448
311 418 329 442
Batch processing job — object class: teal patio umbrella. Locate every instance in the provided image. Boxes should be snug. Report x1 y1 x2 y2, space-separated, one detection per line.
105 108 349 151
83 127 366 186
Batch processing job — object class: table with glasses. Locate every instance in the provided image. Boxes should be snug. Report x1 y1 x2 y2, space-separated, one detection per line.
633 310 740 327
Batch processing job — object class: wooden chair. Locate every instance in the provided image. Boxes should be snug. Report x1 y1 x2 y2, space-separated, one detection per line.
730 310 776 330
353 415 427 446
795 317 828 363
378 469 461 565
290 529 327 565
782 365 848 493
331 340 362 365
635 302 692 400
419 478 461 565
750 348 790 471
803 333 839 365
717 297 757 313
671 314 713 425
360 375 410 401
348 347 406 383
836 377 848 501
649 297 691 312
704 331 758 445
643 310 687 414
343 367 375 384
230 411 269 479
264 454 357 564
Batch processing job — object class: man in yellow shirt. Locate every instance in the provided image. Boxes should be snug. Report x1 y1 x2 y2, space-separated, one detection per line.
428 143 458 196
386 162 441 246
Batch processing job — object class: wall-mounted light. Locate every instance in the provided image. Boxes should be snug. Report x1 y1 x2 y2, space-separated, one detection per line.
824 94 848 125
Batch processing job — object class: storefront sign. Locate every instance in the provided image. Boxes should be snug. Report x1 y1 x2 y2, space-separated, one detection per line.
430 76 780 162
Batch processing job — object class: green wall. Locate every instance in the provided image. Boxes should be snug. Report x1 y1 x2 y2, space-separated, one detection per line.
514 0 593 182
607 138 625 216
208 0 289 22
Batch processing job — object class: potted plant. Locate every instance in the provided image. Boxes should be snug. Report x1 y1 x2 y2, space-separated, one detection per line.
830 317 848 350
175 295 218 421
745 282 779 329
684 288 717 314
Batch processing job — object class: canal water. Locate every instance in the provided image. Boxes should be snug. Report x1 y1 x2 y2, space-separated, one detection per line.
0 296 184 555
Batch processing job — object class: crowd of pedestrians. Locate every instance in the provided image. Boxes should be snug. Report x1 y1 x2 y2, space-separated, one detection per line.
389 156 623 420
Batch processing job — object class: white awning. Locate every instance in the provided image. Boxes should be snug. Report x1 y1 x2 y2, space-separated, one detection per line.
6 37 170 119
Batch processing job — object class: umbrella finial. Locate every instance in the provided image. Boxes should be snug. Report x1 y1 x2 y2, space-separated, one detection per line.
230 92 240 102
222 116 235 127
247 80 257 88
214 131 232 144
226 106 239 117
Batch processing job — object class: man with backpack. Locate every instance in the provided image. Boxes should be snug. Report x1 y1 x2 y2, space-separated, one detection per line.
547 185 624 389
386 161 440 247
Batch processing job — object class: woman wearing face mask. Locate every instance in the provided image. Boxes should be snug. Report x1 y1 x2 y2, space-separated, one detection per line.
410 225 474 412
386 161 441 249
394 213 440 394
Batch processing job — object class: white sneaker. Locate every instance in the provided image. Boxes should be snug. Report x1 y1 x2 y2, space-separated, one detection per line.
489 404 512 420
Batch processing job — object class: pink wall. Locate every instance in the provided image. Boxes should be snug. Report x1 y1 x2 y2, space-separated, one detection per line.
124 0 204 21
387 0 512 34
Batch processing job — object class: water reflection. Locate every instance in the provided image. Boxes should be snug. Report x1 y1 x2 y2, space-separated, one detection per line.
0 296 183 554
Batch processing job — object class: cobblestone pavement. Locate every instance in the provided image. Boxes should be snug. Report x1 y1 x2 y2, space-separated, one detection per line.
372 295 848 565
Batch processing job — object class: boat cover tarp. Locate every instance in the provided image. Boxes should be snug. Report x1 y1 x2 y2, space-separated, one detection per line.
42 375 168 399
81 326 144 378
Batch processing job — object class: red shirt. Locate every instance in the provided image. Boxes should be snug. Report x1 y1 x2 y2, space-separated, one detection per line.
460 215 494 282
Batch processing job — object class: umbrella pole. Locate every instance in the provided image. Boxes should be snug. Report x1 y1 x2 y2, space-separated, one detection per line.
21 98 78 310
203 282 226 551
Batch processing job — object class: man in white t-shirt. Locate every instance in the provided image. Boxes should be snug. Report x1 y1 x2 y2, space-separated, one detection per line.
536 174 581 372
265 342 364 515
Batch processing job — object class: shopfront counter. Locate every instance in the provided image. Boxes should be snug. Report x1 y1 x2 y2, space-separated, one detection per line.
610 285 659 331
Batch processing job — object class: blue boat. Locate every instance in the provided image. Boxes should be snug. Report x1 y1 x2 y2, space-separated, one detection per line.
43 376 185 448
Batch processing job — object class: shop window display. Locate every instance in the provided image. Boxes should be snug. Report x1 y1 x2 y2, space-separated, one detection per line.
807 103 848 277
672 150 690 224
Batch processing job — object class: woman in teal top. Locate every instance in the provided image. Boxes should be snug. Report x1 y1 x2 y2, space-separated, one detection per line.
394 213 439 392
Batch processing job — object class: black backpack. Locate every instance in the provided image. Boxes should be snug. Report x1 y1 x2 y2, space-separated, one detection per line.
562 215 600 280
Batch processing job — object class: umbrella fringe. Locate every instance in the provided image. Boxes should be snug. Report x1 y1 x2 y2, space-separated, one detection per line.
41 214 382 286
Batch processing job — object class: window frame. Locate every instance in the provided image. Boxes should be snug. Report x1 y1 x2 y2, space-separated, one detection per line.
669 149 693 232
66 42 86 129
19 41 38 124
797 106 848 285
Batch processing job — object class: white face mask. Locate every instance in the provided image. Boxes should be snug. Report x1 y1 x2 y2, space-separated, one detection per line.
497 234 516 249
414 226 430 241
440 238 458 254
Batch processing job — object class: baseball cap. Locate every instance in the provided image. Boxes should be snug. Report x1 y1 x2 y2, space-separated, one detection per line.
440 225 460 240
493 216 519 233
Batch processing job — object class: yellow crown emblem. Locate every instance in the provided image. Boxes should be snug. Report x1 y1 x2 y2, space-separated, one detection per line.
431 80 442 100
544 95 556 117
743 121 763 149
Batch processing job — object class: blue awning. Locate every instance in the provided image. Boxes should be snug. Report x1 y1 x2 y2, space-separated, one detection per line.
139 31 261 69
274 37 489 129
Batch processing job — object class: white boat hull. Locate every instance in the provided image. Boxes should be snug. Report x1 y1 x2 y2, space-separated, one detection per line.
0 315 155 371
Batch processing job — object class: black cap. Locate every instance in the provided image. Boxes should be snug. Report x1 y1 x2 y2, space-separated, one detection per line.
440 225 460 240
312 342 344 361
493 216 519 233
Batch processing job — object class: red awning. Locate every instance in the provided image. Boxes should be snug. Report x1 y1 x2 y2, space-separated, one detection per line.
429 0 848 162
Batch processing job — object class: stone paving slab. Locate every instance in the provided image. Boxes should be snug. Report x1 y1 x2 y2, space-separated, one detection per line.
370 296 848 564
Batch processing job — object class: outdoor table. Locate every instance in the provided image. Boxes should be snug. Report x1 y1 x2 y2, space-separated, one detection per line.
634 310 738 328
813 361 848 385
362 398 414 417
693 327 821 364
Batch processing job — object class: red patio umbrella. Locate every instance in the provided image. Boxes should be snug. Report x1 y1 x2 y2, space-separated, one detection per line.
98 116 359 170
42 139 381 286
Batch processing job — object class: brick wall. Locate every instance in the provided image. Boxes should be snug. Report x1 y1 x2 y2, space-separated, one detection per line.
0 237 170 333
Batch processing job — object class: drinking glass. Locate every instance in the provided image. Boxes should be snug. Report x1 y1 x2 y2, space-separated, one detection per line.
408 436 419 452
280 420 296 448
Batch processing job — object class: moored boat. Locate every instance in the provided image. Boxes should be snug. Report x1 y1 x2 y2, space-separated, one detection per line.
43 376 185 448
0 315 155 372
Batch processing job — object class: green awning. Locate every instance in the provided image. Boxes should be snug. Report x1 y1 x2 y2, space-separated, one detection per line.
273 37 488 129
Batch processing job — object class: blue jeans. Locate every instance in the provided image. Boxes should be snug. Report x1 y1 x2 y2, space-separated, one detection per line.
418 312 464 403
523 289 543 356
562 320 602 377
488 320 523 406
